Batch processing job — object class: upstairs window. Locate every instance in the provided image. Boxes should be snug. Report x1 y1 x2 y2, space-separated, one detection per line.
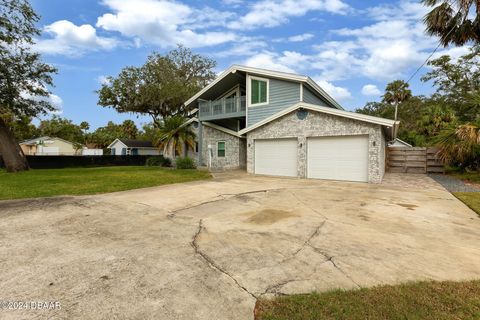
251 78 268 105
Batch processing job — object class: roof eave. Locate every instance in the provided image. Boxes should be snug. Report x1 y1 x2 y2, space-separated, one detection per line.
239 102 398 135
184 65 345 110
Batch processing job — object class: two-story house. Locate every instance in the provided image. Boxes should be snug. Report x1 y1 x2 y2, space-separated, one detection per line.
186 65 399 183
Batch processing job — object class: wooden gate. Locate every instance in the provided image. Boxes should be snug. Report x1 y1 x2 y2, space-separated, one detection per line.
387 147 444 174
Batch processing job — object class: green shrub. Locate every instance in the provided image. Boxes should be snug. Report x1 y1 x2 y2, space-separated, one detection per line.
175 156 196 169
146 156 171 167
162 157 172 167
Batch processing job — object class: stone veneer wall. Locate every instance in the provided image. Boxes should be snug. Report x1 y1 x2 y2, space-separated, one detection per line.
201 125 246 170
246 110 385 183
379 129 386 178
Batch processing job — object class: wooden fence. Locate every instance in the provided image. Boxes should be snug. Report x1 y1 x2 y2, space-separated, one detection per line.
387 147 444 174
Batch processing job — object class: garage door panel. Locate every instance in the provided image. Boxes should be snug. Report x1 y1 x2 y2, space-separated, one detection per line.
255 139 297 177
307 135 368 182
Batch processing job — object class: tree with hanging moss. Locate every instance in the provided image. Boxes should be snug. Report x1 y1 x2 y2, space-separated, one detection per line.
97 45 216 127
0 0 57 172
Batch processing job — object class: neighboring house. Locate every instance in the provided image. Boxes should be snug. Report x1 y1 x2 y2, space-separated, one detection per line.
82 143 104 156
185 65 399 183
388 138 413 148
107 139 161 156
20 136 82 156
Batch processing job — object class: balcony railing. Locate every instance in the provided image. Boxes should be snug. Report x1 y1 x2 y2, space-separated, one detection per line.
199 96 246 119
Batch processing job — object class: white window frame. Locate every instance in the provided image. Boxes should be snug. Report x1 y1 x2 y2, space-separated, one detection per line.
217 85 240 100
249 76 269 106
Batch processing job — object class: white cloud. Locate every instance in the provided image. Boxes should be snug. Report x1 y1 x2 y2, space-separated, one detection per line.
304 0 446 82
242 50 312 73
46 94 64 114
243 52 296 73
431 46 471 62
222 0 244 6
22 91 64 114
96 75 110 85
96 0 237 48
361 84 381 96
366 0 428 21
36 20 118 56
288 33 314 42
229 0 350 30
214 39 268 58
315 79 351 101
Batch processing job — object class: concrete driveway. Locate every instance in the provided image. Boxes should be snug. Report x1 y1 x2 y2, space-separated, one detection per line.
1 173 480 320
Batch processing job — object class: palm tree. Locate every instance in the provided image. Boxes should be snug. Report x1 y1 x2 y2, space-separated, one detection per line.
422 0 480 46
382 80 413 105
157 116 196 158
436 121 480 169
382 80 413 121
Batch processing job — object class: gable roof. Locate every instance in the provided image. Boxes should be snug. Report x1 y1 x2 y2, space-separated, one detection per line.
389 138 413 147
20 136 77 146
184 65 344 110
239 102 399 138
107 139 155 149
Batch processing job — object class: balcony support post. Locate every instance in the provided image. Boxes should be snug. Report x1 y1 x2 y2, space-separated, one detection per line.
197 121 203 166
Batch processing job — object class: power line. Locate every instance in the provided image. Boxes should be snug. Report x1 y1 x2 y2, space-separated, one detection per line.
404 18 458 86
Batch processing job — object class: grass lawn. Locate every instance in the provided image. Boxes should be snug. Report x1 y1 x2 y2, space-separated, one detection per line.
255 280 480 320
446 171 480 216
0 166 211 200
454 192 480 216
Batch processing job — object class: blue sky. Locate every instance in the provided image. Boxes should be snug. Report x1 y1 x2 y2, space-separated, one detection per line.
30 0 469 130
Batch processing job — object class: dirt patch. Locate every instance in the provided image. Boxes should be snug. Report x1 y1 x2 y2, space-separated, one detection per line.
396 203 418 210
245 209 297 225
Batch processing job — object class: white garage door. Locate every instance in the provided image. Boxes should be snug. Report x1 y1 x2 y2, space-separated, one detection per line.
307 135 369 182
255 139 297 177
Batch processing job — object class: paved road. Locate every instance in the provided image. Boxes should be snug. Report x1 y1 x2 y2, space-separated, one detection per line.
1 173 479 320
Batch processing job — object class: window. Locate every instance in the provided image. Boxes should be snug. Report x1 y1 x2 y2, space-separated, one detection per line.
251 78 268 105
217 141 225 157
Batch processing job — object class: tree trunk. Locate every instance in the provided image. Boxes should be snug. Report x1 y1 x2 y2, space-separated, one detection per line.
0 117 29 172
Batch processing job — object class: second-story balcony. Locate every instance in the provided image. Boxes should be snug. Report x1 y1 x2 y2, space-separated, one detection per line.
199 96 246 121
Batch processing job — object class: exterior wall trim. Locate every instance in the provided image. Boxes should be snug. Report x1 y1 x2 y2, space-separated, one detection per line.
203 121 244 138
184 65 345 110
239 102 399 136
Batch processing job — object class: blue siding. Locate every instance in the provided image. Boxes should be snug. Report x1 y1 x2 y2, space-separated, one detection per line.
303 86 329 106
248 79 300 126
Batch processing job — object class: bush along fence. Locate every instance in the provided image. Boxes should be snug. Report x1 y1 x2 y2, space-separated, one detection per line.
0 155 151 169
387 147 444 174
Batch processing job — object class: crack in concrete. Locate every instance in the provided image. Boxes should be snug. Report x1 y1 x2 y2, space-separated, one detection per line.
191 219 257 300
289 190 329 220
183 188 360 300
262 279 295 296
168 189 275 218
277 220 327 266
288 191 361 289
308 245 361 289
